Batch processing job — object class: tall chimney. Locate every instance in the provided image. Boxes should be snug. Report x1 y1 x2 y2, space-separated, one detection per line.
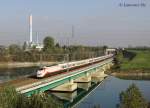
29 14 32 43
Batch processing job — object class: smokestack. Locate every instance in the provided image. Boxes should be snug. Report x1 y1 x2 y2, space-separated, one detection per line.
29 14 32 43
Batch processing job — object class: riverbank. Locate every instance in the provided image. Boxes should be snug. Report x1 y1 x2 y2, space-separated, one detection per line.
111 72 150 80
118 50 150 70
111 70 150 80
0 62 57 68
112 72 150 77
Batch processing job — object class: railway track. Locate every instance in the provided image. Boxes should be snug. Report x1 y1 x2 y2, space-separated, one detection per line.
0 56 113 89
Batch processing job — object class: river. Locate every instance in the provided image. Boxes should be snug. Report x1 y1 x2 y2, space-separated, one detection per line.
0 66 39 83
76 76 150 108
0 67 150 108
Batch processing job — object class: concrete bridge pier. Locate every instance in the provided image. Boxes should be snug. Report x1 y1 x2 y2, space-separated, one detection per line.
77 82 91 91
50 79 77 92
103 63 113 73
74 73 91 90
91 68 107 83
102 65 106 71
104 63 112 70
74 73 91 83
51 90 77 102
106 64 110 70
107 63 113 69
109 62 114 67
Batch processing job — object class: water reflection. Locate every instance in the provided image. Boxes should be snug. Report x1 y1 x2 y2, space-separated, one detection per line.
0 66 38 83
47 81 104 108
92 77 104 83
51 91 77 102
46 76 150 108
77 82 91 91
116 75 150 80
76 76 150 108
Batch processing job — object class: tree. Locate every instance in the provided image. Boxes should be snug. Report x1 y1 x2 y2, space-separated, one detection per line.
148 102 150 108
0 45 6 55
0 46 8 61
22 42 27 50
117 84 147 108
102 45 108 54
55 43 60 48
43 36 55 53
8 44 22 55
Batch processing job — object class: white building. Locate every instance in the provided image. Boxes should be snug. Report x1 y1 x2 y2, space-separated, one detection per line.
105 48 116 55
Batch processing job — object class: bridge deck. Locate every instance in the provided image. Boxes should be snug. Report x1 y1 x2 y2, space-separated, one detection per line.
16 59 112 94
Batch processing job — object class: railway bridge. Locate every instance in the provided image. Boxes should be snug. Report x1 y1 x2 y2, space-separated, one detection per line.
15 57 114 96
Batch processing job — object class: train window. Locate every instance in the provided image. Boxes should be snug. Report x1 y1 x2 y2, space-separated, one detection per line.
62 65 67 68
39 68 43 70
49 64 58 66
89 60 93 62
39 68 45 70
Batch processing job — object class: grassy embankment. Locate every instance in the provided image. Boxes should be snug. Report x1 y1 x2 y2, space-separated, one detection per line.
112 50 150 78
119 50 150 71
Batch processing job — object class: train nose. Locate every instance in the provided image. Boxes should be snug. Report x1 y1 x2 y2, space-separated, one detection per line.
37 70 42 75
37 70 45 78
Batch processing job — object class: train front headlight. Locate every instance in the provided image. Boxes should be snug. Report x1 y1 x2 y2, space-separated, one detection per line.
37 70 43 75
37 70 45 77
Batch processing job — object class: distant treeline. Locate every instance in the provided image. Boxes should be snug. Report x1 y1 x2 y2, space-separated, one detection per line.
0 36 106 62
127 46 150 51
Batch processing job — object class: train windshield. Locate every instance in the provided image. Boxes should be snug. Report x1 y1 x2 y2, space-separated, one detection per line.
39 67 46 70
38 64 58 70
48 64 58 66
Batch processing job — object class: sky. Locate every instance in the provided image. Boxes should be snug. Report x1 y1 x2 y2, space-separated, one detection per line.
0 0 150 47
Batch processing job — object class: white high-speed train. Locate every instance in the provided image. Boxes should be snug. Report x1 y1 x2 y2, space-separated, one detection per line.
36 54 113 78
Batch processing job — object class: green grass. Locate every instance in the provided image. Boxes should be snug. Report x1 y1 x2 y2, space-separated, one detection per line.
119 50 150 70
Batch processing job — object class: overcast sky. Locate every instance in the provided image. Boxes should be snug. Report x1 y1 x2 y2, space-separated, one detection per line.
0 0 150 47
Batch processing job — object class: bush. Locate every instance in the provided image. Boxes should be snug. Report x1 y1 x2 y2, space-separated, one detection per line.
117 84 147 108
0 86 63 108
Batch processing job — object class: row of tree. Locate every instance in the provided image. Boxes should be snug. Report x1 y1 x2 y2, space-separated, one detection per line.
0 36 107 62
127 46 150 51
